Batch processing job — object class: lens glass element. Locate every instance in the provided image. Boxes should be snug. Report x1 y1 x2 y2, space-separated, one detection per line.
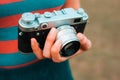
60 41 80 57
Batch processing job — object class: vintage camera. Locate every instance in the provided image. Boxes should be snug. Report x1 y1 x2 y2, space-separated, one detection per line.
18 8 88 57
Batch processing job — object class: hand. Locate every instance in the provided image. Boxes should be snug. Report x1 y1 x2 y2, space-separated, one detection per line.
31 28 92 63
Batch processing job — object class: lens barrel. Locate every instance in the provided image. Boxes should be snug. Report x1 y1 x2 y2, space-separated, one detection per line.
57 25 80 57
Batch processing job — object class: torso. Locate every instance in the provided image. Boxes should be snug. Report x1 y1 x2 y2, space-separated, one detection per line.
0 0 66 69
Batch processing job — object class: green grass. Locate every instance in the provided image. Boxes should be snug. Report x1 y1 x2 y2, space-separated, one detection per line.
70 0 120 80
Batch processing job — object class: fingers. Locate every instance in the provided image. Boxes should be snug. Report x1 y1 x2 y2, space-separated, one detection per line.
77 33 92 51
43 28 57 58
68 33 92 58
31 31 92 63
50 40 67 63
43 32 92 62
49 33 92 63
31 38 44 60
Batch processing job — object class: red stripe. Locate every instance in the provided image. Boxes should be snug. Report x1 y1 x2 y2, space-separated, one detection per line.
0 0 22 5
0 6 62 54
0 40 18 54
0 59 39 69
0 6 62 28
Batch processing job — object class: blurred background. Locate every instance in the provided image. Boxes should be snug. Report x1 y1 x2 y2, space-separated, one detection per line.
70 0 120 80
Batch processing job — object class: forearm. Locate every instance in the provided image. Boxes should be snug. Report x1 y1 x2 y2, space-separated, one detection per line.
62 0 80 10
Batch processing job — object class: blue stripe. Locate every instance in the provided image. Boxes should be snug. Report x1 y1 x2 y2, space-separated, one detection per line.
0 52 36 66
0 0 66 18
0 26 18 41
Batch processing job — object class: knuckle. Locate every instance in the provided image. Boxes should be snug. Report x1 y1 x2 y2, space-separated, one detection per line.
37 56 43 60
46 28 57 42
32 46 36 51
81 39 92 51
43 53 51 58
51 47 57 54
52 58 62 63
46 36 54 42
87 40 92 50
52 56 66 63
80 37 87 45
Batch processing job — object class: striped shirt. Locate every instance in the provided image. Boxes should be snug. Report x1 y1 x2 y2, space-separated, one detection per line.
0 0 66 69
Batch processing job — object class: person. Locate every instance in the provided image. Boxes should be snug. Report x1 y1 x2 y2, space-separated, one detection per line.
0 0 92 80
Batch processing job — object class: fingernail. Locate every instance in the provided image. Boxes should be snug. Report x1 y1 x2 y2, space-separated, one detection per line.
31 38 35 46
49 28 56 34
77 33 83 39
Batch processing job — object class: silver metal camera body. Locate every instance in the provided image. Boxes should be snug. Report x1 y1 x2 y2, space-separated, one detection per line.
18 8 88 57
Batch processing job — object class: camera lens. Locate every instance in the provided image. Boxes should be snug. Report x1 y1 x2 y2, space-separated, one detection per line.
60 41 80 57
57 25 80 57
